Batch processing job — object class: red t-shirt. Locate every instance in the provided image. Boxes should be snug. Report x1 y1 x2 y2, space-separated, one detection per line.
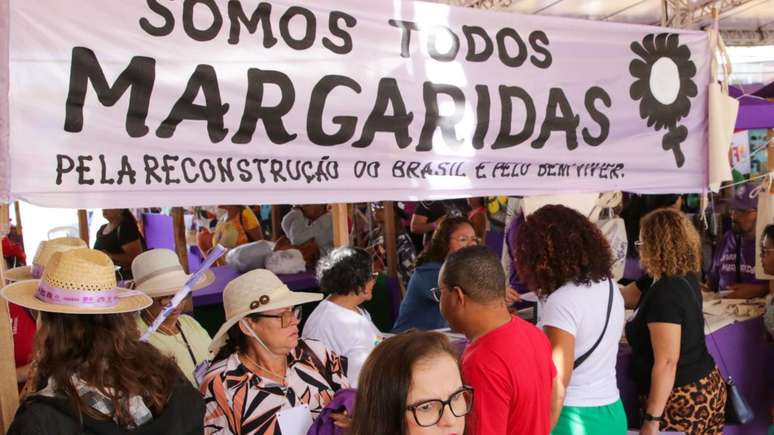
10 303 36 368
462 316 556 435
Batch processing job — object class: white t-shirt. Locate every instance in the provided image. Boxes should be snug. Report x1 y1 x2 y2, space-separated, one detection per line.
302 300 382 387
538 279 625 407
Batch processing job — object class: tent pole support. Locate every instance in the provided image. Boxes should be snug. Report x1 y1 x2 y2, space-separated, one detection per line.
331 204 349 248
171 207 189 274
383 201 399 280
77 210 89 245
0 204 21 432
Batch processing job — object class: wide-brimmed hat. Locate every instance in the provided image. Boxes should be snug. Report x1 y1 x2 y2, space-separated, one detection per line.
131 249 215 298
5 237 87 282
209 269 322 353
2 248 151 315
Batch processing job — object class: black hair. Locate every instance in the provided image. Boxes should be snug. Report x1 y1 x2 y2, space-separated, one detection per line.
316 247 373 296
763 224 774 242
440 245 506 303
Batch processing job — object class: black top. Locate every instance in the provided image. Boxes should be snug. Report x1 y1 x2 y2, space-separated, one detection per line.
624 274 715 394
93 220 142 280
7 381 204 435
414 200 469 245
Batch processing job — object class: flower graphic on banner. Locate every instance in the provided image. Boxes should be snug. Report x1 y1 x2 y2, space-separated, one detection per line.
629 33 697 168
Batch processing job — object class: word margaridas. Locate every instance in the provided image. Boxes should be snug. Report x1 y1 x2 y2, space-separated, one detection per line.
63 0 613 154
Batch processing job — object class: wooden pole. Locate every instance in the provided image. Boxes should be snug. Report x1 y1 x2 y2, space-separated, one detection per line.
0 204 21 432
383 201 399 279
13 201 21 245
271 205 282 241
171 207 189 274
77 210 89 245
331 203 349 247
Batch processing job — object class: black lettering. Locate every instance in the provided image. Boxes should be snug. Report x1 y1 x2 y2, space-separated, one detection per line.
392 160 406 177
252 159 268 183
531 88 580 150
181 157 200 183
270 159 287 182
216 157 234 182
354 161 367 178
56 155 75 185
496 28 527 68
286 160 302 181
99 155 115 185
353 78 413 148
493 85 536 149
472 85 490 150
475 162 487 179
528 31 552 69
407 161 421 178
183 0 223 42
437 161 450 176
428 25 460 62
279 6 316 50
323 11 356 54
64 47 155 137
200 159 216 182
582 86 611 146
140 0 175 37
307 75 362 146
388 19 419 58
162 154 181 185
463 26 493 62
454 162 465 176
233 69 296 144
117 156 136 185
236 159 252 182
417 83 465 151
143 155 162 184
157 64 229 142
227 1 277 47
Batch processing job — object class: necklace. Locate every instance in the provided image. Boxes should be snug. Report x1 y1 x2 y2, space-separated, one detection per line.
240 352 288 382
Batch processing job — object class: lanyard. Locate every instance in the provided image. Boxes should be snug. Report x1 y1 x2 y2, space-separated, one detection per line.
178 326 197 366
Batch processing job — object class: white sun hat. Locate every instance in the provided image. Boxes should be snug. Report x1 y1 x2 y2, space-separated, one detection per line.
131 249 215 298
208 269 322 354
2 248 151 315
4 237 87 283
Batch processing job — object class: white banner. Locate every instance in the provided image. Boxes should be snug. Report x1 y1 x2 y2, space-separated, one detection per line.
5 0 710 208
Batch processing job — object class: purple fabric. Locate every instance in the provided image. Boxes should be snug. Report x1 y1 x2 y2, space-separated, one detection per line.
306 388 356 435
504 214 528 293
728 182 758 210
36 281 121 307
707 231 765 291
617 318 774 434
142 213 175 250
623 256 644 282
730 82 774 130
188 246 204 273
485 230 504 258
192 265 318 306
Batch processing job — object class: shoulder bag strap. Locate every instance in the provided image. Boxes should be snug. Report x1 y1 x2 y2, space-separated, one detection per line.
573 278 614 369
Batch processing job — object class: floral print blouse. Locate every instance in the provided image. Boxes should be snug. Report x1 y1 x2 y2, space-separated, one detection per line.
201 339 349 434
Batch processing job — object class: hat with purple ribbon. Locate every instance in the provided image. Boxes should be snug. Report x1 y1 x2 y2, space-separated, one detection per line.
2 248 151 314
4 237 87 283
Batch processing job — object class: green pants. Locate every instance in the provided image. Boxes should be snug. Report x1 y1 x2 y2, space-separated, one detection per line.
552 399 628 435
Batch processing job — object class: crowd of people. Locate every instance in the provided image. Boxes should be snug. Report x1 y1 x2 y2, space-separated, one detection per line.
2 192 773 435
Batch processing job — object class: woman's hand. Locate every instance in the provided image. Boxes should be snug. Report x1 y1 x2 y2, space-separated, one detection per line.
640 419 660 435
331 410 352 428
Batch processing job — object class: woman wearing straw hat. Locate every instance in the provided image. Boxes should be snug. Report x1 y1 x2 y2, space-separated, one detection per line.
132 249 215 387
201 269 350 434
2 248 204 435
4 237 87 390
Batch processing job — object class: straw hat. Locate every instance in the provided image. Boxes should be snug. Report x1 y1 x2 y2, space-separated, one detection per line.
2 248 151 314
209 269 322 353
5 237 87 282
131 249 215 298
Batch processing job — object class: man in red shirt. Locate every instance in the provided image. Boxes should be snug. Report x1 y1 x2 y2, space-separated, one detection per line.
438 245 556 435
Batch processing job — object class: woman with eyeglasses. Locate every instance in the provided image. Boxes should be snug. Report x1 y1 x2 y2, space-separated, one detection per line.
393 216 478 332
201 269 350 434
351 330 472 435
302 247 383 386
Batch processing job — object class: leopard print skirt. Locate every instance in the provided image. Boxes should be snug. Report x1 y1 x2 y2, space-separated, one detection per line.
641 367 727 435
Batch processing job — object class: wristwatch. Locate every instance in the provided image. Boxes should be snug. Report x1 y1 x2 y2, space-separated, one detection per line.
643 413 663 422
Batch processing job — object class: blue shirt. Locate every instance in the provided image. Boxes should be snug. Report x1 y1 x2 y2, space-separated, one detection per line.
392 262 447 332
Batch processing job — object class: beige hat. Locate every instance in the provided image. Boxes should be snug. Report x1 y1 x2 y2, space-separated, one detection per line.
2 248 151 314
5 237 87 282
131 249 215 298
209 269 322 353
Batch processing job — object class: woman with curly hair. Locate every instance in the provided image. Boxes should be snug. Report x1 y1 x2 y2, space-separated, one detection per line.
302 247 382 386
393 216 478 332
625 209 725 435
515 204 627 435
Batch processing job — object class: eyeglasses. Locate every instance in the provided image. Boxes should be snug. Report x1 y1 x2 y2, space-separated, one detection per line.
430 286 445 303
253 306 303 328
451 236 481 245
760 247 774 258
406 386 474 427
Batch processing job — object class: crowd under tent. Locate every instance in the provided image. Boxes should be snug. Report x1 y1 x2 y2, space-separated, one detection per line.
1 0 772 433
